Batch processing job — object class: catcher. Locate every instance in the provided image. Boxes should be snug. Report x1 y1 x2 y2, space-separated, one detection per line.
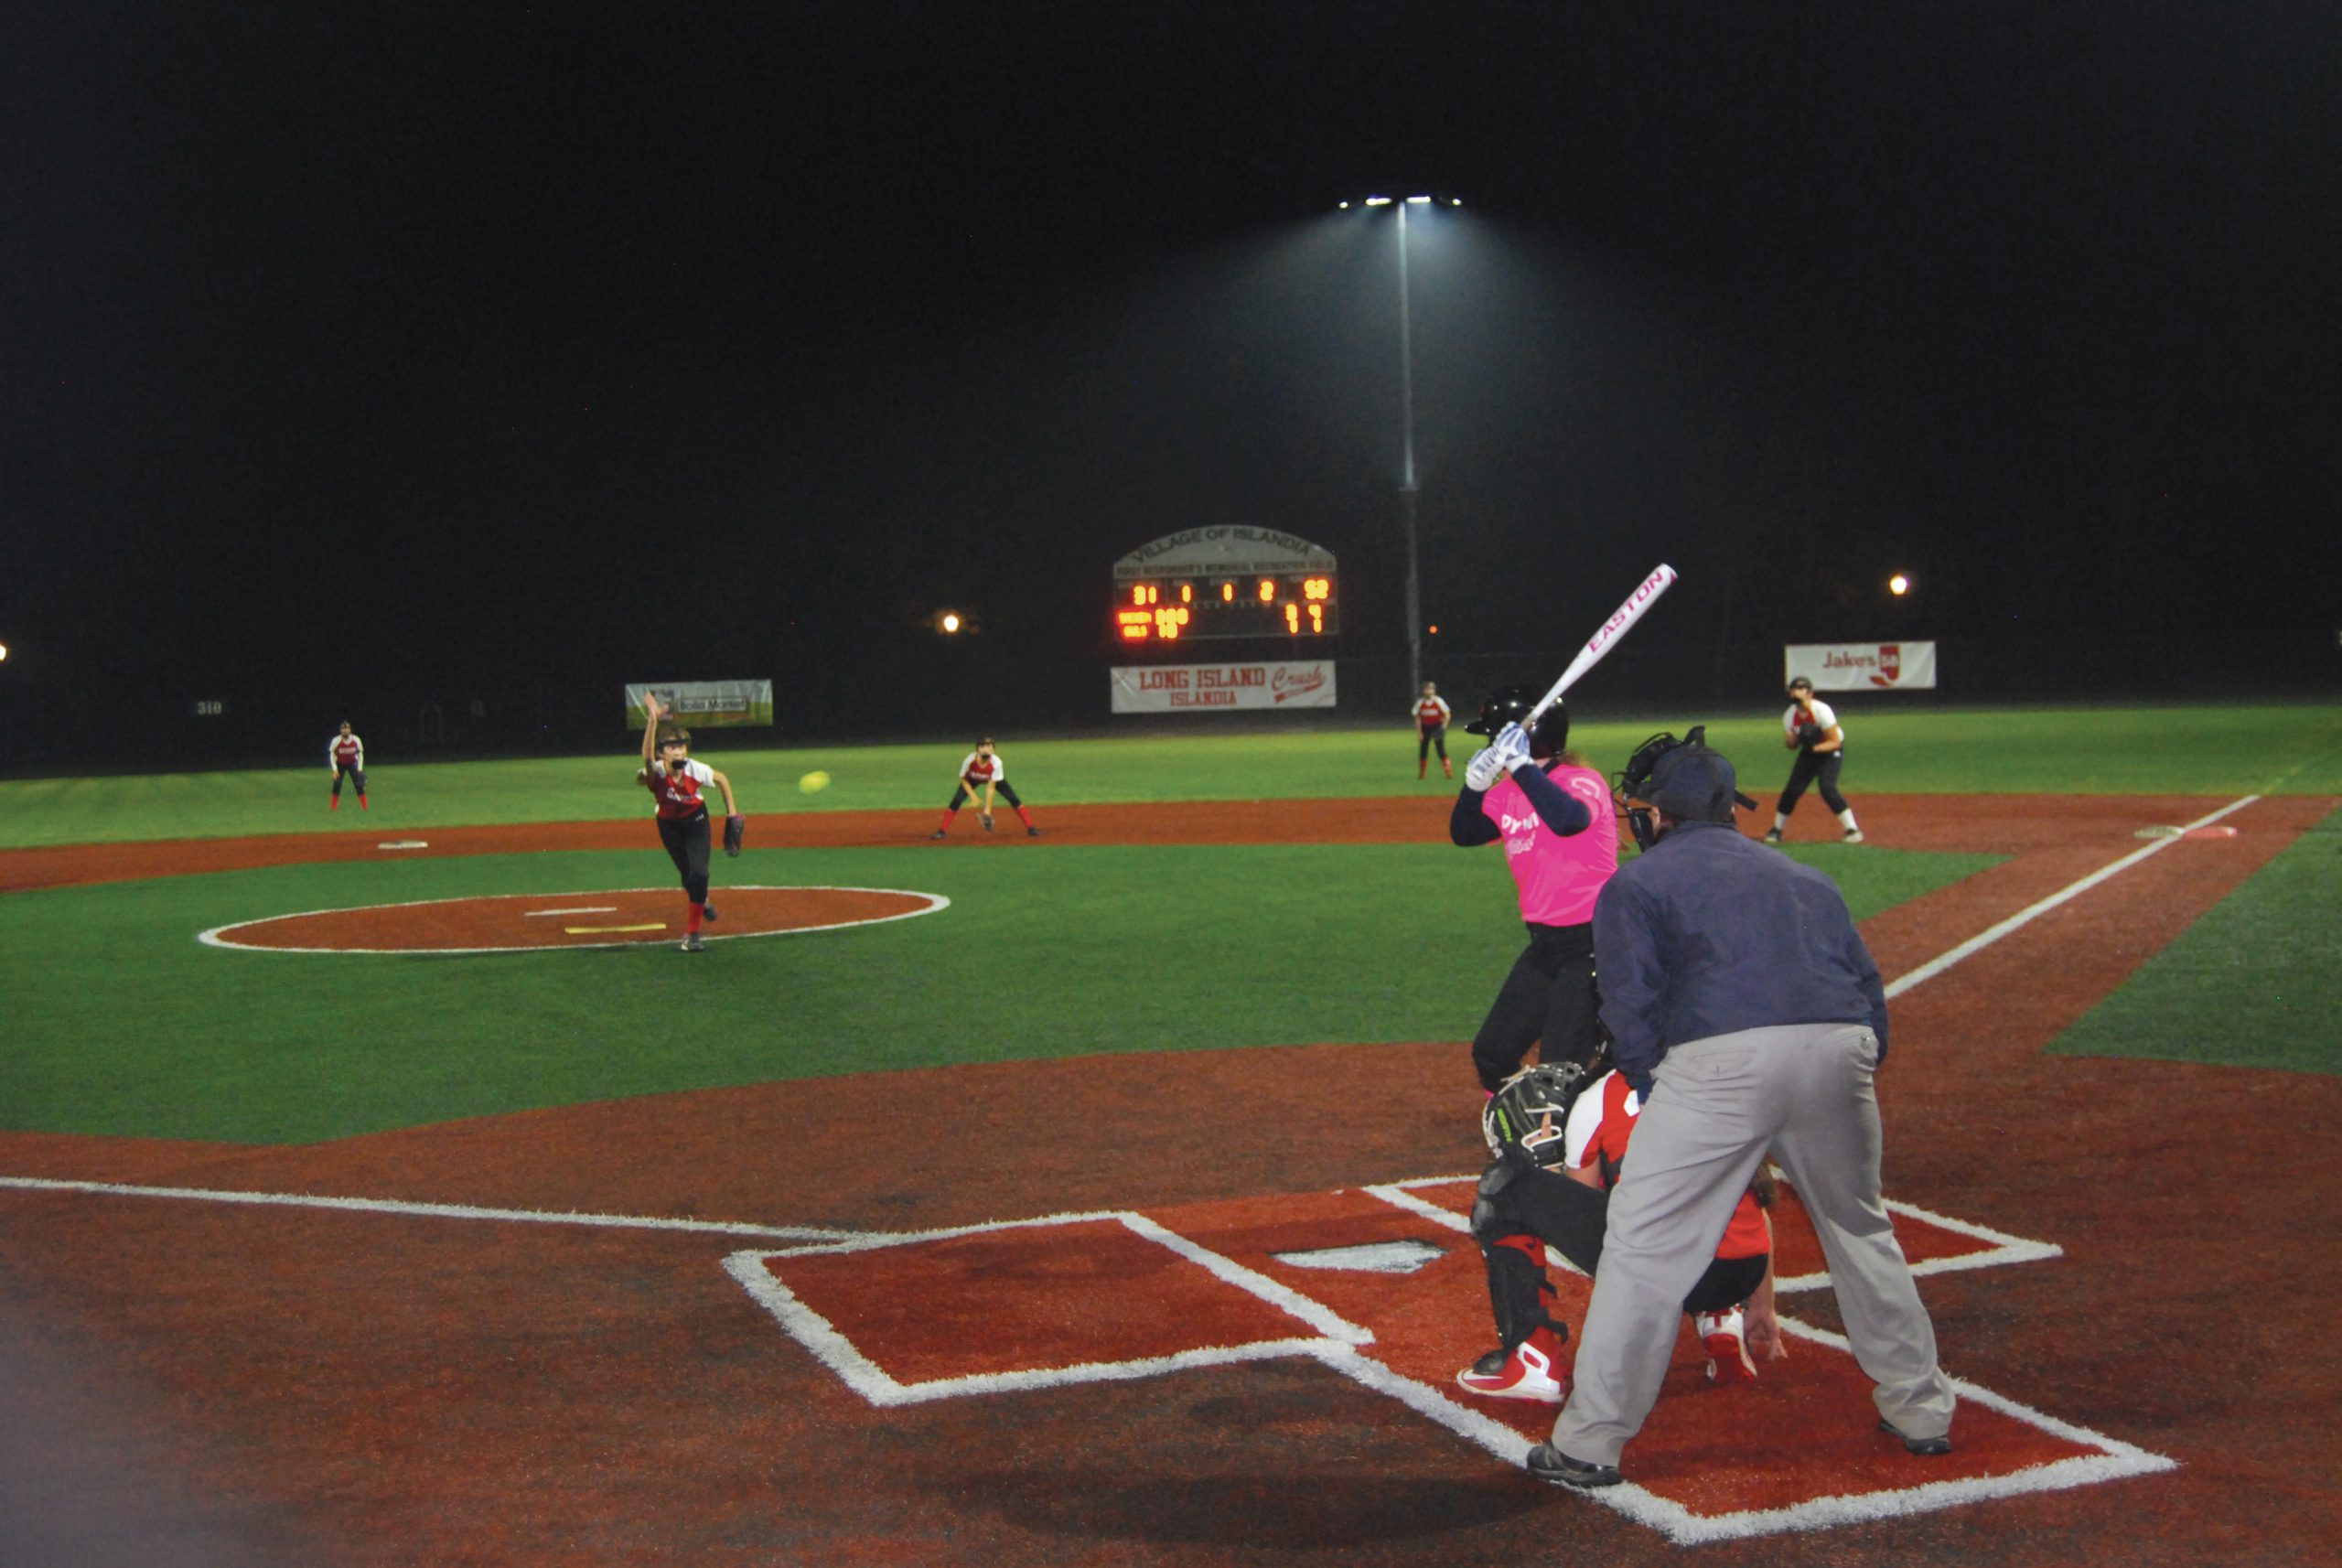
637 693 744 953
1457 1053 1785 1404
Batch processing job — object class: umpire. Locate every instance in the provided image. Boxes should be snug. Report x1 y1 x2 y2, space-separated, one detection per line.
1528 732 1953 1488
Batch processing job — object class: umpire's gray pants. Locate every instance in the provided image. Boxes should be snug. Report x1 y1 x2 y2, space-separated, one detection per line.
1548 1023 1955 1465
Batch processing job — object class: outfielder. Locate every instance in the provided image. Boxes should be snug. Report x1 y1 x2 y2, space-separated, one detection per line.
1529 731 1950 1489
637 693 744 952
932 738 1039 838
1449 687 1619 1091
1460 1056 1782 1404
328 722 367 811
1414 682 1454 780
1767 676 1863 843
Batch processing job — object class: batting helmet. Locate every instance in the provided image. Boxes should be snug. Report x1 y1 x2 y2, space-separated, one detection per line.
1481 1061 1590 1167
1464 685 1570 757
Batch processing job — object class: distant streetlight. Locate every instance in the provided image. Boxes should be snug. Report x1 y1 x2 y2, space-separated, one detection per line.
1341 191 1460 695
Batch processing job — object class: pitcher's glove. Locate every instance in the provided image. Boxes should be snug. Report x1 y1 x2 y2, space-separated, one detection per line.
1796 722 1823 749
723 814 746 857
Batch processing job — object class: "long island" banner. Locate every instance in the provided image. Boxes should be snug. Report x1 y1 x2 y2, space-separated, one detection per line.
1110 661 1337 713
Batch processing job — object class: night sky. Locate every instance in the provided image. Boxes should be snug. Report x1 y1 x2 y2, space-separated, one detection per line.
5 3 2336 757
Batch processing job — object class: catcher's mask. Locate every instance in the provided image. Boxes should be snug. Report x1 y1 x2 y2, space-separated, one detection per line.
1482 1061 1589 1167
1464 685 1570 757
1614 725 1752 849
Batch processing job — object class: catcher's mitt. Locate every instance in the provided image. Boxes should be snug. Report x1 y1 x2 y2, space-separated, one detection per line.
1481 1061 1591 1167
723 814 746 857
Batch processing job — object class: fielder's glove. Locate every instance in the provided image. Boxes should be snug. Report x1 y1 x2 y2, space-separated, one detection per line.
723 814 746 857
1796 723 1823 749
1463 746 1507 792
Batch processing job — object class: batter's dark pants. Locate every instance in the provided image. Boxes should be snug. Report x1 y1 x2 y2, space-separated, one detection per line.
1473 1164 1767 1350
658 811 712 904
1417 724 1448 763
948 780 1023 811
332 764 366 797
1470 921 1601 1092
1777 748 1849 816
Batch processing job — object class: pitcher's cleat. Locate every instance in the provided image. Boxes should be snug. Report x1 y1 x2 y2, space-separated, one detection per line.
681 932 705 952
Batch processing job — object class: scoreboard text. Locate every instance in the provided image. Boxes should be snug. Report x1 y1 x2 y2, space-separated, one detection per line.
1114 574 1338 643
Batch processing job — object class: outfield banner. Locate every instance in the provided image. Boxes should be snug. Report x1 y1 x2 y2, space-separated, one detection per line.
625 680 775 727
1110 660 1337 713
1784 643 1937 692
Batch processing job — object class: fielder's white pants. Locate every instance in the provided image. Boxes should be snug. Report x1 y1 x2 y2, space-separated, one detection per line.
1548 1022 1956 1465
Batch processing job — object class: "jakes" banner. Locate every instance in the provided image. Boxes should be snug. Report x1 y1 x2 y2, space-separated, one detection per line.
1783 643 1937 692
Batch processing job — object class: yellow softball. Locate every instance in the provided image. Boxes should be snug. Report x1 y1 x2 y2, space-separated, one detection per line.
799 770 832 794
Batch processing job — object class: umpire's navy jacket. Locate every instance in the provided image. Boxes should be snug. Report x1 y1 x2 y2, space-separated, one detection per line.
1592 820 1889 1096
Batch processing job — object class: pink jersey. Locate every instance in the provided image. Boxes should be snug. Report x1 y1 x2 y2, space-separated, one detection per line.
1479 761 1617 926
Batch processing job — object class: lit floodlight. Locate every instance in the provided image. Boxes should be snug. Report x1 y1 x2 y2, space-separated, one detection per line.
1888 575 1911 596
1406 195 1432 204
1338 200 1350 209
1449 198 1462 206
939 611 962 633
1364 196 1392 206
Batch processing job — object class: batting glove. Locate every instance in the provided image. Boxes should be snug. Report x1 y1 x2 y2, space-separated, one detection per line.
1464 746 1507 792
1490 722 1534 775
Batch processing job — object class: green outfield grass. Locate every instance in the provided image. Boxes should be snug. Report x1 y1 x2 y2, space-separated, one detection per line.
5 707 2337 1144
0 841 2002 1144
2049 804 2342 1075
5 703 2339 849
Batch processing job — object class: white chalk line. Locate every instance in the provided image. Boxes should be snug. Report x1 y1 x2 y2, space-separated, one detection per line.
0 1176 861 1243
196 885 951 954
1883 794 2261 999
2 1169 2165 1539
524 906 617 917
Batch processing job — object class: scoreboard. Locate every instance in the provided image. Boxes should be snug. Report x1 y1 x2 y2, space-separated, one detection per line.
1112 527 1338 644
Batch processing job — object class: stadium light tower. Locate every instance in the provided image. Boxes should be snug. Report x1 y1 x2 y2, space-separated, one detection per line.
1338 193 1462 695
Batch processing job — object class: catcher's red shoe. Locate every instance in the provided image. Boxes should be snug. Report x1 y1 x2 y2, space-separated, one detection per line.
1698 1307 1758 1385
1456 1326 1569 1404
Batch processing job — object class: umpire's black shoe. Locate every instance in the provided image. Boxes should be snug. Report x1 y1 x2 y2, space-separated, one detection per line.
1526 1443 1621 1488
1878 1418 1953 1456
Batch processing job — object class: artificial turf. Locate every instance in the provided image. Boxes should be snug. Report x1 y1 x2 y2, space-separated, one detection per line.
2048 804 2342 1075
0 841 2002 1144
5 703 2339 848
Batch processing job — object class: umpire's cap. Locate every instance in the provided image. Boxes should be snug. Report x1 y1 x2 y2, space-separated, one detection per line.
1640 732 1739 824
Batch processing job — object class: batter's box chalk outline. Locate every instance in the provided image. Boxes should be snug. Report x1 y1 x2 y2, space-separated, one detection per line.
725 1209 1372 1409
1362 1177 2064 1293
726 1195 2173 1541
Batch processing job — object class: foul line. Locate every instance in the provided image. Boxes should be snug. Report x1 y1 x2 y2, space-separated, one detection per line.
0 1175 861 1243
1884 795 2260 999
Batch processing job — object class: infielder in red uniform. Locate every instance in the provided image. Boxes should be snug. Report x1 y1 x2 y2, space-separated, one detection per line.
638 693 742 952
328 722 367 811
1458 1058 1784 1404
932 738 1039 838
1414 682 1454 779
